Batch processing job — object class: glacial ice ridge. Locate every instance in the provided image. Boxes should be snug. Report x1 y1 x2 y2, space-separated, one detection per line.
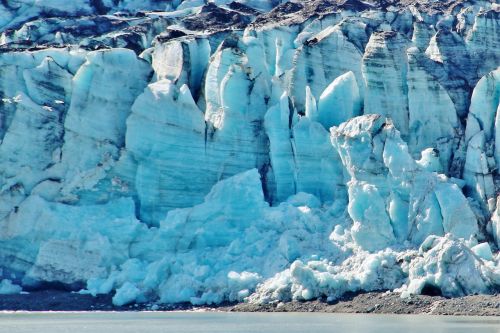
0 0 499 306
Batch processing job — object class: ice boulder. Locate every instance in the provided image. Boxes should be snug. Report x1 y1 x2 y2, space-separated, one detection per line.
416 148 442 173
347 180 396 252
86 169 272 305
401 236 500 298
113 282 142 307
471 243 494 262
0 279 22 295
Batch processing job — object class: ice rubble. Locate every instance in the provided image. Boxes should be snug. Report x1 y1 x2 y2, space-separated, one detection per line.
0 279 22 295
84 169 341 306
399 236 500 298
0 0 499 306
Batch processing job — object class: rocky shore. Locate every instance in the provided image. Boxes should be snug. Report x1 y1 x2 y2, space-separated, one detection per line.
0 291 498 316
230 292 500 316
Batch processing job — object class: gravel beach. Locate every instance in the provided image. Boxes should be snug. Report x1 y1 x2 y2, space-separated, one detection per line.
0 291 498 316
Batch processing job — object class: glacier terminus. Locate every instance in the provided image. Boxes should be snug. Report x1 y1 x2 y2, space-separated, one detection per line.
0 0 499 308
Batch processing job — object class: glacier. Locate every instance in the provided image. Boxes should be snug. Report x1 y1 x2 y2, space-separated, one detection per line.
0 0 499 307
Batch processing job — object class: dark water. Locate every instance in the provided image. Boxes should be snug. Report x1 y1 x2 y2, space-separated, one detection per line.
0 312 499 333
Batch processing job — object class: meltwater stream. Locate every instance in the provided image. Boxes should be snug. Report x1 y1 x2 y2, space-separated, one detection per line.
0 312 498 333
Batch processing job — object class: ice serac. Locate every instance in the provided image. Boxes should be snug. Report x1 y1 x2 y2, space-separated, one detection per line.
425 27 477 118
463 67 500 212
203 34 271 186
264 90 345 204
347 179 396 251
0 49 85 220
466 9 500 79
317 71 362 129
407 47 460 172
126 80 208 224
0 92 64 193
150 37 210 96
363 32 409 139
332 115 400 250
492 196 500 248
64 49 151 147
331 115 479 250
60 49 152 204
292 117 343 203
264 92 296 202
411 21 435 51
290 24 363 115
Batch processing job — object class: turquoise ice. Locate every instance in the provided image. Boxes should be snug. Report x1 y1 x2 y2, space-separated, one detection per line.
0 0 498 306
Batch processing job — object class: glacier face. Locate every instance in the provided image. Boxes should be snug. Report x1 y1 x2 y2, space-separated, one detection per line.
0 0 499 306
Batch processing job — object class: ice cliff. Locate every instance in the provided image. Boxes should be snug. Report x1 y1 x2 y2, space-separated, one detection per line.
0 0 499 306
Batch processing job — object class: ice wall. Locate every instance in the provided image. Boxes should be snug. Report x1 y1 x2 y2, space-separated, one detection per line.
0 0 499 305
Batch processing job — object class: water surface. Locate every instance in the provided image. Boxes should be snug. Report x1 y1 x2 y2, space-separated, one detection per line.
0 312 498 333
